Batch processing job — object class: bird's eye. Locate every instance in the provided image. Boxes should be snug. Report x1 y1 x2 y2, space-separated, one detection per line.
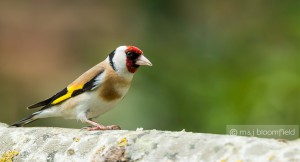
126 52 133 58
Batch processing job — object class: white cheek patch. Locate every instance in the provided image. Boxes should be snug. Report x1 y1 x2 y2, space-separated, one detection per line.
113 46 127 72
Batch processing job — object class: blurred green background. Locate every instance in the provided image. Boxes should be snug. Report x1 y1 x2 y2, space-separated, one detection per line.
0 1 299 134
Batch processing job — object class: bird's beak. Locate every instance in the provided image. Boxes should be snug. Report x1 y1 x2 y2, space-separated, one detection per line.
135 55 152 66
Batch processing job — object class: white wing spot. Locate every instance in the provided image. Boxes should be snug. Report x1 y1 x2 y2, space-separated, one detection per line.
91 71 105 90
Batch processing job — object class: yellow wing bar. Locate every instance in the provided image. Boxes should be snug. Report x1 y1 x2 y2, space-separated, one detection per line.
51 84 84 105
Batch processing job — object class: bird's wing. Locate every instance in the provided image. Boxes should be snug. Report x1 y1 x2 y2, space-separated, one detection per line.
27 65 105 109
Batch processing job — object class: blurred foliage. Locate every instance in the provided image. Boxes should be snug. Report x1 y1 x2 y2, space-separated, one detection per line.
0 1 299 134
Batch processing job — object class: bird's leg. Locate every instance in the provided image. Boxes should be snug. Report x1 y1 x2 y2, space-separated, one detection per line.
85 119 121 131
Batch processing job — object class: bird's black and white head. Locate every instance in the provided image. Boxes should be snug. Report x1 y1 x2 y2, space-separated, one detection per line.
108 46 152 74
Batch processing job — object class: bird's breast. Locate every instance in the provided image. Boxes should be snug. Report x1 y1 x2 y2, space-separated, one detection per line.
99 74 131 102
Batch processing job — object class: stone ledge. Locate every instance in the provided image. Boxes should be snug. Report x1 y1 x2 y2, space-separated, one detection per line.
0 123 299 162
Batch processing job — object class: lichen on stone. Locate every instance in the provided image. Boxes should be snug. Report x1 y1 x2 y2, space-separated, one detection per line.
73 137 80 142
118 138 128 147
0 150 19 162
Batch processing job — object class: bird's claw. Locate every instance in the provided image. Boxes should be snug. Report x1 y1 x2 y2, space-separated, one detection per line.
85 124 121 131
108 125 121 130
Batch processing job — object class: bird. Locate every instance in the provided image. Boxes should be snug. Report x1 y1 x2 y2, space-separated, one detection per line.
10 45 152 130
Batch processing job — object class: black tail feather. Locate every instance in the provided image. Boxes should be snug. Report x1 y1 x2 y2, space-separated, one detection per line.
27 97 52 109
10 112 40 127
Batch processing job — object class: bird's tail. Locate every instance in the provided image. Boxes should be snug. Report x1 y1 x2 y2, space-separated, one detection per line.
10 111 41 127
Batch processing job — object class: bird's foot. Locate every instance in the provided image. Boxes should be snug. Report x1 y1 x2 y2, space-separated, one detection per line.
86 124 121 131
83 119 121 131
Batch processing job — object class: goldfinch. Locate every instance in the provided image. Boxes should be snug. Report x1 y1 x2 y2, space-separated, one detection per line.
11 45 152 130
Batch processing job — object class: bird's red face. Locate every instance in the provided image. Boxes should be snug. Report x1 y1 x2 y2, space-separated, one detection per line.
125 46 152 73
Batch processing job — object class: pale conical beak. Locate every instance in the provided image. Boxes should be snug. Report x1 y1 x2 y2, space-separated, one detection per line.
135 55 152 66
